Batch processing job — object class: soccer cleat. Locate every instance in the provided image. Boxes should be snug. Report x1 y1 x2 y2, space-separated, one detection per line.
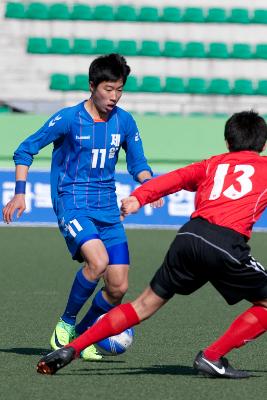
37 347 76 375
80 344 103 361
193 351 251 379
50 319 76 350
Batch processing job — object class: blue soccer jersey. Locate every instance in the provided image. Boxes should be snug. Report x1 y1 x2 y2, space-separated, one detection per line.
13 101 152 221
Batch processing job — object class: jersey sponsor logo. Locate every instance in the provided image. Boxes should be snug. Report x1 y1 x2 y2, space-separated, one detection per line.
48 114 62 127
202 358 226 375
75 135 91 140
135 132 140 142
111 134 120 147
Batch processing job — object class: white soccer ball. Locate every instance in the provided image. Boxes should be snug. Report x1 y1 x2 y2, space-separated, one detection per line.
95 316 134 356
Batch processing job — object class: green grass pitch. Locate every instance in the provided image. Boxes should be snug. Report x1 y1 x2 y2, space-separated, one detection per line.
1 227 267 400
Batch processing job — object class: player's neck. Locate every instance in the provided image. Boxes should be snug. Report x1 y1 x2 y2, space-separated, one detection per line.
85 99 108 121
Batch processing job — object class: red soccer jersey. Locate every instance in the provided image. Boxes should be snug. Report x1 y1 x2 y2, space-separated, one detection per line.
132 151 267 238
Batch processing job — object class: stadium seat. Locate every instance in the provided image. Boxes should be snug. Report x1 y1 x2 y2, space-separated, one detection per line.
5 2 25 19
228 8 250 24
255 80 267 95
231 43 252 59
123 76 139 92
162 41 183 58
27 37 49 54
232 79 254 95
252 9 267 24
117 40 138 56
139 41 161 57
182 8 205 23
255 44 267 59
161 7 182 23
49 38 70 54
186 78 207 94
93 5 114 21
72 39 93 55
71 4 92 20
164 77 185 93
94 39 115 54
138 7 159 22
50 74 71 91
208 42 229 59
72 74 88 91
206 8 227 23
207 79 231 95
139 76 162 92
26 2 49 19
184 42 206 58
115 5 137 21
48 3 70 20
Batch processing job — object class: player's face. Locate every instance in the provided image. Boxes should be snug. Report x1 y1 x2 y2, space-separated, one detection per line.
90 79 124 116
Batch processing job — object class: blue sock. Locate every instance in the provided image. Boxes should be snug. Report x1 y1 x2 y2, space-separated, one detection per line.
75 289 115 334
61 268 98 325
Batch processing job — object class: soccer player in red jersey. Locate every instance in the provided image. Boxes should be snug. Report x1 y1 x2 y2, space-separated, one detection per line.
37 111 267 378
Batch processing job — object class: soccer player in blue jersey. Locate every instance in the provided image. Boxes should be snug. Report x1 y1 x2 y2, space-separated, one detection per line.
2 53 162 360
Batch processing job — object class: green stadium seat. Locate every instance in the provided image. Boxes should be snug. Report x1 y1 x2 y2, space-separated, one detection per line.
252 9 267 24
48 3 70 20
93 5 114 21
186 78 207 94
72 39 93 55
206 8 227 23
164 77 185 93
139 76 162 92
27 37 49 54
232 79 254 95
94 39 115 54
71 4 92 20
123 76 139 92
161 7 182 23
228 8 250 24
138 7 159 22
255 80 267 95
208 42 229 59
184 42 206 58
115 5 137 21
0 105 10 113
182 8 205 23
231 43 252 59
72 74 88 91
5 2 25 19
49 38 70 55
162 41 183 58
207 79 231 95
50 74 71 91
139 41 161 57
117 40 138 56
26 2 48 19
255 44 267 59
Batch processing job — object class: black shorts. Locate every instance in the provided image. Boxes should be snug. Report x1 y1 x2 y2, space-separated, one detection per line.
150 218 267 305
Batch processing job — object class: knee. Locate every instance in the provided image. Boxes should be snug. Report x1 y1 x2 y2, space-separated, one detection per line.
105 281 128 302
83 254 109 278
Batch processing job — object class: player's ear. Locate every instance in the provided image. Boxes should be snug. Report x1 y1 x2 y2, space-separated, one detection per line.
262 143 267 152
225 140 230 150
89 81 95 94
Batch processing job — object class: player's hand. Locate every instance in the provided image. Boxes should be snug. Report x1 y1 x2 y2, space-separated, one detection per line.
2 195 26 224
149 198 164 208
120 196 141 218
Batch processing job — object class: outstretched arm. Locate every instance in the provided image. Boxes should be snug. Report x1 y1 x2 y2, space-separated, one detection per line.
2 165 29 224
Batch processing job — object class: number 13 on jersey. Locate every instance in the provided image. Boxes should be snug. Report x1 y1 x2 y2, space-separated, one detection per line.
209 164 255 200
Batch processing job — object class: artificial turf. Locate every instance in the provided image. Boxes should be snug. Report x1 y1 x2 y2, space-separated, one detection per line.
0 227 267 400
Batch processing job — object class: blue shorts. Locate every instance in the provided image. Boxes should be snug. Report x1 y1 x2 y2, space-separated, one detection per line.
58 210 129 265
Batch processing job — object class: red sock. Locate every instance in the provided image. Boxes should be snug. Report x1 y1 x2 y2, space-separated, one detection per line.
204 305 267 361
67 303 140 356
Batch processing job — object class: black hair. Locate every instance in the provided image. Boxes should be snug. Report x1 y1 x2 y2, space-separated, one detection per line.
224 110 267 152
89 53 130 87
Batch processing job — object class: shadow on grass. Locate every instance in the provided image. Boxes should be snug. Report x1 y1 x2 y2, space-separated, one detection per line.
0 347 49 356
64 364 197 377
